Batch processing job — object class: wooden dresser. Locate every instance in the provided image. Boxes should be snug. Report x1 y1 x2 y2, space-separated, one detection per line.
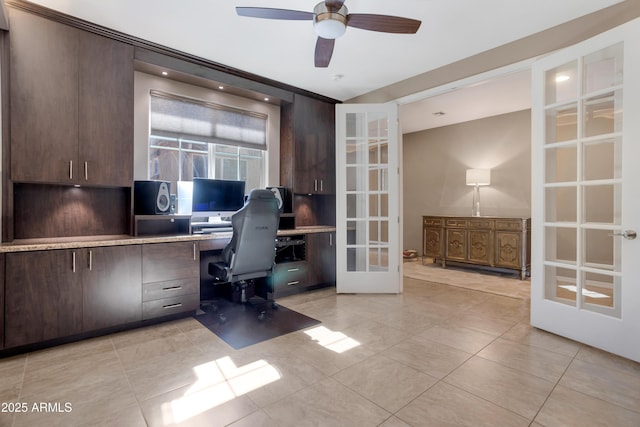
422 216 531 279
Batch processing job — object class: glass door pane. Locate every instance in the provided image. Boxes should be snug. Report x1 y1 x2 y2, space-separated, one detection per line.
543 43 623 317
345 112 390 272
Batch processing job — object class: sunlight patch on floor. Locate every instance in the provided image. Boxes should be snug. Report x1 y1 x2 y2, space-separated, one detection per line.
161 356 281 424
305 326 361 353
559 285 610 299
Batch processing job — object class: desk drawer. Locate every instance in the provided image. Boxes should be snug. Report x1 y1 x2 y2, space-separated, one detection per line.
273 261 307 288
143 277 199 302
142 293 199 320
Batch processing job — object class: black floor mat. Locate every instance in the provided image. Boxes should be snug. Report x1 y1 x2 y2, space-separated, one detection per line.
194 298 321 349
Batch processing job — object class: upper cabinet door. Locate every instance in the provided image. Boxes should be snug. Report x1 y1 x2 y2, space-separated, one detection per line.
293 95 336 194
10 9 79 184
9 9 134 187
79 32 134 187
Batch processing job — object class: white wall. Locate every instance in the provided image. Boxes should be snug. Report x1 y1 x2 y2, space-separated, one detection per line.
403 109 532 254
133 71 281 186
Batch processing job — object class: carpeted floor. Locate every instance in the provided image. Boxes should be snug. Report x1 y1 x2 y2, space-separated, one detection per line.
403 258 530 299
194 298 321 349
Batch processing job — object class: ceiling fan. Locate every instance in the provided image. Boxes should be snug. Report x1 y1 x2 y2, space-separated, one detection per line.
236 1 422 68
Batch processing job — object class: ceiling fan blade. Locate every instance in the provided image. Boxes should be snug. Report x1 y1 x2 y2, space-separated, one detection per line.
347 14 422 33
315 37 335 68
325 0 345 12
236 7 314 21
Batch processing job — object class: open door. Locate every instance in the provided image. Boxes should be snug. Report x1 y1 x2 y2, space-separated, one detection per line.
531 18 640 362
335 103 402 293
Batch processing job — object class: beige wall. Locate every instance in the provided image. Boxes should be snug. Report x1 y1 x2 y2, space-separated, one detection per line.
403 109 531 254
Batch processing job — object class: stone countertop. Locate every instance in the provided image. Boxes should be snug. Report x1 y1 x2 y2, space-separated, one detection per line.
0 226 336 253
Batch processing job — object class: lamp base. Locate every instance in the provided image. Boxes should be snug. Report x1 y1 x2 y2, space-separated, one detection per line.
471 185 481 217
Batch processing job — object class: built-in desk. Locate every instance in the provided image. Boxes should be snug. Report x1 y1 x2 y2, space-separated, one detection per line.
0 226 335 355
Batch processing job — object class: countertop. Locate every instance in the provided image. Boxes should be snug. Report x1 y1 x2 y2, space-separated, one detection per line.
0 226 336 253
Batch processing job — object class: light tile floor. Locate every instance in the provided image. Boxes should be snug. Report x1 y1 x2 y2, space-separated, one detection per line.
1 274 640 426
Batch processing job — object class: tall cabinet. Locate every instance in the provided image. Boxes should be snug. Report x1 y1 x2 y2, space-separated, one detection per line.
9 8 134 186
280 94 337 291
290 94 336 195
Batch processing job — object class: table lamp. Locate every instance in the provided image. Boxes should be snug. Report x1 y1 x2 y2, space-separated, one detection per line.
466 168 491 217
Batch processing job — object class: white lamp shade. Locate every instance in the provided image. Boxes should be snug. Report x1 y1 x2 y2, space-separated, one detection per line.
466 168 491 186
314 19 346 39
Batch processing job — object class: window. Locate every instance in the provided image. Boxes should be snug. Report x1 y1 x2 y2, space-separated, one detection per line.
148 91 267 193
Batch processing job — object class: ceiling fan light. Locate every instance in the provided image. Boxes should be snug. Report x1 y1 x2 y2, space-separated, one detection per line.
313 2 348 39
314 18 346 39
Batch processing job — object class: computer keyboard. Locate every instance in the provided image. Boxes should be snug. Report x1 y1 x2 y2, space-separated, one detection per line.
193 227 232 234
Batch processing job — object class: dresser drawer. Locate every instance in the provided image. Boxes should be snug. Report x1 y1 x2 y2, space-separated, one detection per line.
495 219 523 231
468 219 493 229
423 217 443 226
142 293 199 320
142 277 199 302
445 219 467 227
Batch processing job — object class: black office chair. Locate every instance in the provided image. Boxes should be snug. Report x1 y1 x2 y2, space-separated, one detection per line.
207 188 280 320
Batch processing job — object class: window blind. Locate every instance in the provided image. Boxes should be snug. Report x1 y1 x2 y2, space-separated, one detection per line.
149 91 268 150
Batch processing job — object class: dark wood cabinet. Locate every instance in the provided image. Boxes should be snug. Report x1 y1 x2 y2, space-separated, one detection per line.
5 246 143 348
306 232 336 287
292 95 336 194
0 254 4 350
82 245 142 330
5 250 83 348
9 9 134 186
142 241 199 284
9 9 78 184
142 242 200 320
78 32 134 187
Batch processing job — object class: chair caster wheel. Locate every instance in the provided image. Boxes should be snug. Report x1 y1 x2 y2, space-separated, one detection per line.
258 311 266 321
272 302 278 310
219 314 227 323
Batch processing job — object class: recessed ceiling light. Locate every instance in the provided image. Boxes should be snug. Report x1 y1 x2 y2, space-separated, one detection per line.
433 111 445 116
161 71 168 76
218 85 224 90
556 74 570 82
264 97 269 102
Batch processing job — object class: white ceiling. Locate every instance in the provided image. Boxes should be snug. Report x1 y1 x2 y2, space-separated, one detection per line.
399 69 532 134
21 0 623 132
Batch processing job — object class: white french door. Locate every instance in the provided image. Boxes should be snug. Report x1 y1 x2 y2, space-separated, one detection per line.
531 18 640 362
335 103 402 293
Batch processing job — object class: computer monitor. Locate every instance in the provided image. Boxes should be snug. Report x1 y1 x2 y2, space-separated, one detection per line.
191 178 246 220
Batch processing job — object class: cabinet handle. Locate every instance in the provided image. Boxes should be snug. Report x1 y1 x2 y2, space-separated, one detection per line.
72 251 76 272
329 233 333 246
287 281 300 286
69 160 73 180
162 286 183 291
193 243 197 260
163 303 182 309
287 268 300 272
320 179 323 192
314 179 318 192
88 250 93 271
84 161 88 181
